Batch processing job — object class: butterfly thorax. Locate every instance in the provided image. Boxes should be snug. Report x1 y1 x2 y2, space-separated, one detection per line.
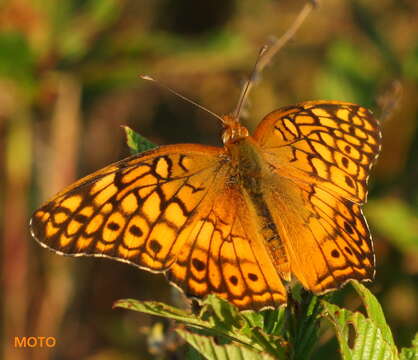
226 136 263 191
221 115 249 145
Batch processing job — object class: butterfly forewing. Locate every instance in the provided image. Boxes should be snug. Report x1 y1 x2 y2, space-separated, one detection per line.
254 101 382 204
31 144 226 272
31 142 288 310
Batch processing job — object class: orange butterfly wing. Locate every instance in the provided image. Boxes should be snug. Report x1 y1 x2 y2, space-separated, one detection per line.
253 101 381 293
255 101 381 203
30 143 287 309
167 185 287 310
31 144 225 272
31 100 381 309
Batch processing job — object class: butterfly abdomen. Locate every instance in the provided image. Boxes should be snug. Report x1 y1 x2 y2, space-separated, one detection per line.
228 137 291 280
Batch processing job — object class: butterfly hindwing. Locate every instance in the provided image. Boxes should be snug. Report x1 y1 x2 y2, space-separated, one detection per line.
167 187 287 310
268 178 374 294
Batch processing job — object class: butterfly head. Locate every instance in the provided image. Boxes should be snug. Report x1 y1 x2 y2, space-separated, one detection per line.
221 115 249 145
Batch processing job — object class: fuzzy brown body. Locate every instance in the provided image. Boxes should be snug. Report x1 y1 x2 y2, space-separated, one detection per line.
226 137 292 280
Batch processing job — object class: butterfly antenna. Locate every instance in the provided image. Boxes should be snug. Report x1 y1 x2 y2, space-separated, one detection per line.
140 75 227 125
233 45 268 120
234 0 317 121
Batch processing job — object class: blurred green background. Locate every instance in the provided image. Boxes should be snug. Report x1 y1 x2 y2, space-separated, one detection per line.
1 0 417 359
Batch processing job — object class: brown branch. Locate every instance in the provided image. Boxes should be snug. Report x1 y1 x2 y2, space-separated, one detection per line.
256 1 318 74
234 1 318 120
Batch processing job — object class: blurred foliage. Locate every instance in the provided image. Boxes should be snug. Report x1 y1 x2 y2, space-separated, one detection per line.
1 0 417 359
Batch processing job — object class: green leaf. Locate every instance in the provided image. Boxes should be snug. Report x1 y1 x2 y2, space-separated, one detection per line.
322 281 399 360
350 281 395 347
114 296 287 359
289 292 323 360
178 329 276 360
400 333 418 360
122 125 157 154
261 307 287 337
113 298 262 352
198 296 287 358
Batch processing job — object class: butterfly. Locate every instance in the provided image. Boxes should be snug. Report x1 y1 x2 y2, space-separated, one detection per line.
30 97 381 311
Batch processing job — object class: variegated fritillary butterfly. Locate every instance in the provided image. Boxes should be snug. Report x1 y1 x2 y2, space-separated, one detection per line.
30 90 381 310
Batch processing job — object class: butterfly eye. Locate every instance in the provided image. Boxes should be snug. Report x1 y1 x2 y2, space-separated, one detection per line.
222 121 249 145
